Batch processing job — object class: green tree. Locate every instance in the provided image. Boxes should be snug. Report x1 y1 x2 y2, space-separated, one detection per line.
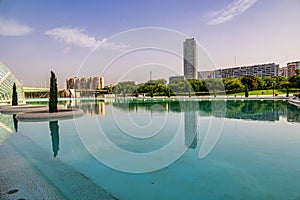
187 79 201 92
113 81 136 96
168 79 186 94
273 76 288 89
289 75 300 89
12 83 18 106
205 78 224 96
150 86 153 97
245 84 249 97
49 71 58 113
165 87 171 97
223 78 244 93
256 76 264 89
134 88 138 97
241 75 259 91
262 76 273 90
151 78 167 85
199 80 208 92
296 69 300 76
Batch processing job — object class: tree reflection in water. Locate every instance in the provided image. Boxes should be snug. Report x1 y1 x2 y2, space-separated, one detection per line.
49 120 59 157
12 114 18 132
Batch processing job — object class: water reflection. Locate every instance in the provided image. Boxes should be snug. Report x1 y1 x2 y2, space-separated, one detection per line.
49 121 59 157
13 114 18 132
0 114 14 143
67 100 105 115
111 100 300 123
184 111 198 149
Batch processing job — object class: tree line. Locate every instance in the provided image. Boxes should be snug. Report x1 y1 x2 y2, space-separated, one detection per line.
110 71 300 97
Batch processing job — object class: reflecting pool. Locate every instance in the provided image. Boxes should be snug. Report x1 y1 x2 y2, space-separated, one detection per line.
1 99 300 200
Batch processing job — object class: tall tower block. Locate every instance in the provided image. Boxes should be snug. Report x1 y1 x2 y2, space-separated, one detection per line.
183 38 198 80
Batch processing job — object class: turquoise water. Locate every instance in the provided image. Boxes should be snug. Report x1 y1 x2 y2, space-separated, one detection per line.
1 99 300 199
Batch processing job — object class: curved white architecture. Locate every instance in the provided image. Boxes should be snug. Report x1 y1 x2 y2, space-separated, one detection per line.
0 61 25 104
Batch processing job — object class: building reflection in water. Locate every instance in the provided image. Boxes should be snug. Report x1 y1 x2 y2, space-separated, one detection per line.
184 111 198 149
49 121 59 157
68 100 105 115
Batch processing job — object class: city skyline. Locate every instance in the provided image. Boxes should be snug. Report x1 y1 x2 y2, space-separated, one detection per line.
1 0 300 87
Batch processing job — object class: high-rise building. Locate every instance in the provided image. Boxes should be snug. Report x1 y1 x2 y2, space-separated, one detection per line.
66 76 104 90
184 38 198 80
279 67 288 78
287 61 300 77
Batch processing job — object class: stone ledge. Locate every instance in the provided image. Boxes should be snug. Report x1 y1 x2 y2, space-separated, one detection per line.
0 105 48 113
16 108 84 122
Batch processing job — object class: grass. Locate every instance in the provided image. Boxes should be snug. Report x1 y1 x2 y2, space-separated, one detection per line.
228 89 299 96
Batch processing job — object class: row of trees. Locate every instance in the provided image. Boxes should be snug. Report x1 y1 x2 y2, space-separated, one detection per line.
112 73 300 96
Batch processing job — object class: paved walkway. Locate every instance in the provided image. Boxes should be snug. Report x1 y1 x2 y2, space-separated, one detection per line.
0 133 118 200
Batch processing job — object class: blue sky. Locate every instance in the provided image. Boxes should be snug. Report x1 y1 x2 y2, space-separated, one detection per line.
0 0 300 87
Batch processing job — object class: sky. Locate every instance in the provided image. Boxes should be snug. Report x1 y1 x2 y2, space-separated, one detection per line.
0 0 300 88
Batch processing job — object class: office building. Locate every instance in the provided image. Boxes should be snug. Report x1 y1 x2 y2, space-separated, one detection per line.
66 76 104 90
214 63 279 78
279 67 288 78
198 70 214 80
287 61 300 77
184 38 198 80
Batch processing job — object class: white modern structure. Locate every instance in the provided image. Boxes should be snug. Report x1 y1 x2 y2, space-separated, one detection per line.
0 61 25 104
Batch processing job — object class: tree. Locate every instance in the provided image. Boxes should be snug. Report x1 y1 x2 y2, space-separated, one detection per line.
223 78 244 93
286 86 289 97
241 75 259 91
262 76 273 90
187 79 201 92
274 76 288 89
256 76 264 90
289 76 300 89
245 84 249 97
12 83 18 106
113 81 136 96
150 86 153 97
151 78 167 85
296 69 300 76
165 87 170 97
168 79 187 94
49 71 58 113
134 88 138 97
205 78 224 96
